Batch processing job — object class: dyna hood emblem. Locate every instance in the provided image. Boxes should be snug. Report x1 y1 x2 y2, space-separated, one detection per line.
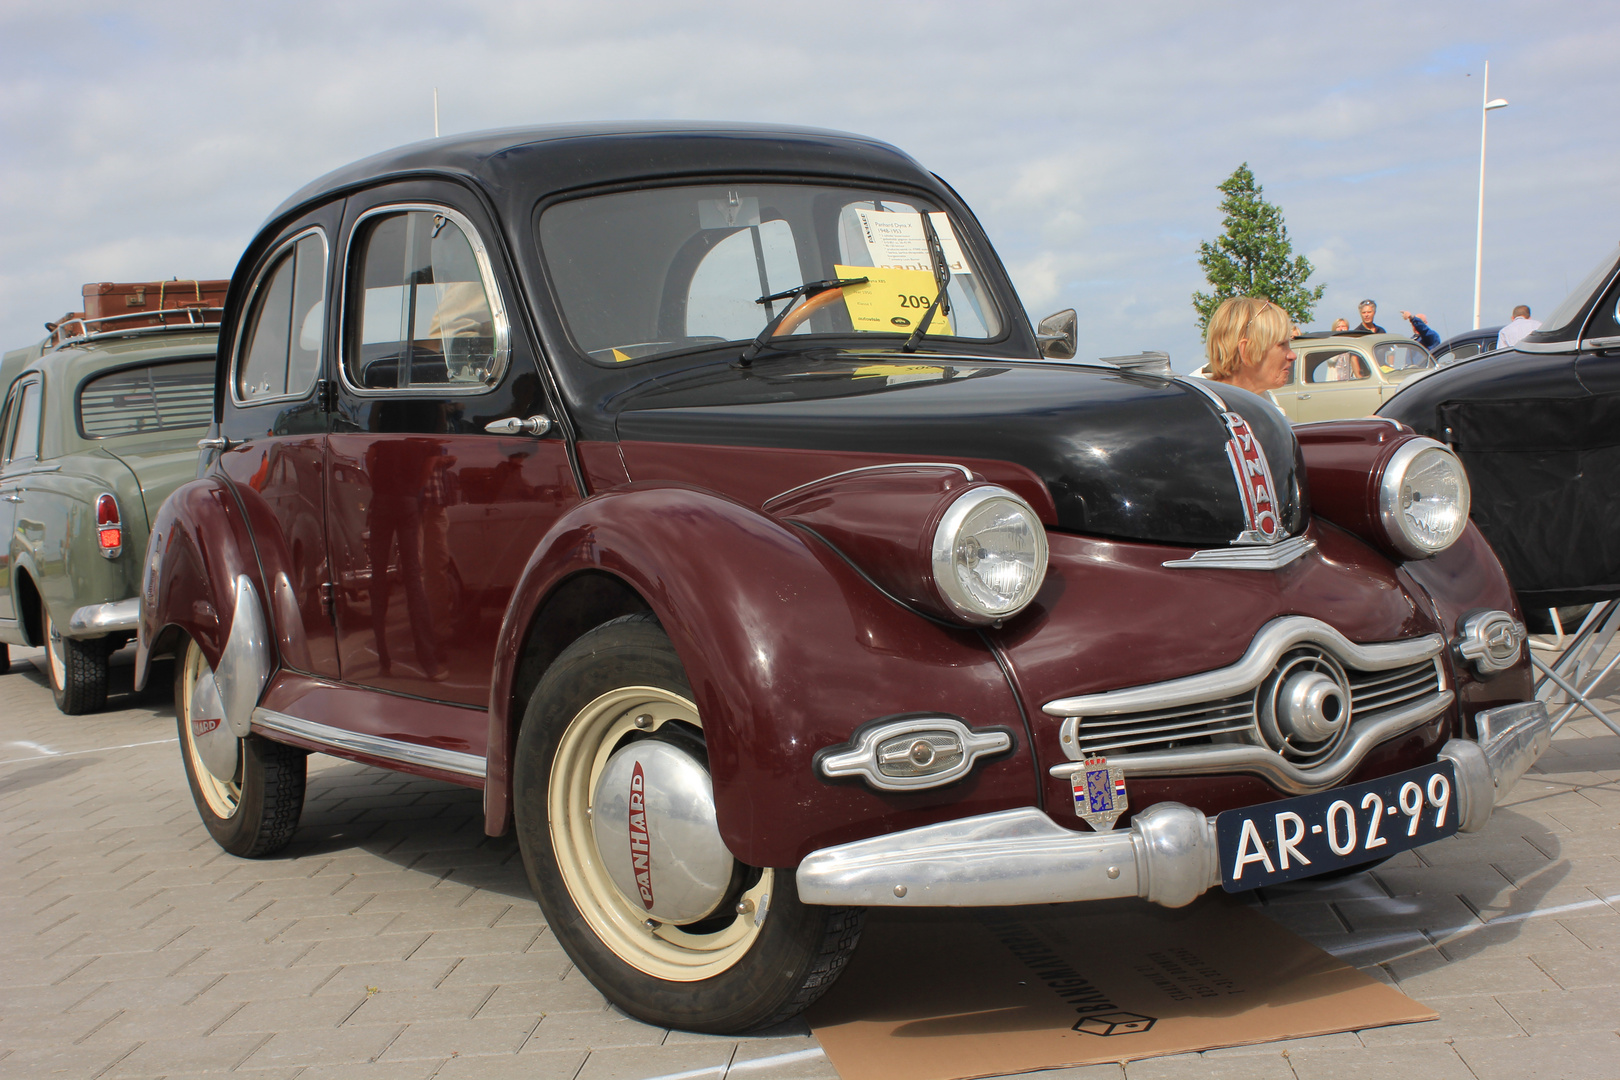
1220 411 1283 544
628 761 654 909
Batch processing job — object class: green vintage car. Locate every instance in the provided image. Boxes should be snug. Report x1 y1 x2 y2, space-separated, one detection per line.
0 304 217 712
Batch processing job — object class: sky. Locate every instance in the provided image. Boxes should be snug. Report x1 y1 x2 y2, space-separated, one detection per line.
2 1 1617 373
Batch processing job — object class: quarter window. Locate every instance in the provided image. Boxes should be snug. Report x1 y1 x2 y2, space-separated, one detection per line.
236 232 328 402
346 209 505 392
80 360 215 438
6 381 42 464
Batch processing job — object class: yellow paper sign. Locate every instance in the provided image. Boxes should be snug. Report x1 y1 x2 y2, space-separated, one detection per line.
835 265 952 337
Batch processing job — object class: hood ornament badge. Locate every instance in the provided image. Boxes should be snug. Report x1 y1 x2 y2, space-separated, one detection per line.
1219 410 1283 545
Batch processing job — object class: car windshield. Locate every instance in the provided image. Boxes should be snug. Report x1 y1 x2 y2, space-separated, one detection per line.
1373 342 1434 379
78 358 214 438
1536 245 1620 340
537 183 1003 365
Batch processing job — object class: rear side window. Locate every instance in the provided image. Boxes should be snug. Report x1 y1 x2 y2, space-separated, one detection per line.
4 380 41 463
344 207 508 393
235 231 328 403
80 360 214 438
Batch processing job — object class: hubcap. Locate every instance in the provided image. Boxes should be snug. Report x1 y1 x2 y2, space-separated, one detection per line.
548 685 770 982
45 612 65 690
180 643 242 818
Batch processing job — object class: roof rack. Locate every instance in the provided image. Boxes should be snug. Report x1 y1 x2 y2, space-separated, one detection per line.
47 306 223 350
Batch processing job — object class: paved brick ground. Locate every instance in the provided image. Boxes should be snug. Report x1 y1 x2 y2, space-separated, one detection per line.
2 643 1616 1079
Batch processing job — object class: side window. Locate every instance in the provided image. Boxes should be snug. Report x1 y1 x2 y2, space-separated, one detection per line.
1304 350 1368 383
6 381 42 464
686 221 802 341
1374 342 1432 372
236 231 328 402
345 208 507 392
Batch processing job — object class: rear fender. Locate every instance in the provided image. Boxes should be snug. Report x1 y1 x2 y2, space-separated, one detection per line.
486 483 1036 867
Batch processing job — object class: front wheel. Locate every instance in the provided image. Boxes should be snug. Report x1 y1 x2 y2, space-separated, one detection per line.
513 613 864 1033
175 637 306 857
44 608 109 714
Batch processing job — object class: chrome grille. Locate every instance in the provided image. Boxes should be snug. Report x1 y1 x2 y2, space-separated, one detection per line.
1064 657 1443 758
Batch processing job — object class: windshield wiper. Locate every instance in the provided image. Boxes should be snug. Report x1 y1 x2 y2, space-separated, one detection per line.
738 277 869 366
899 213 952 354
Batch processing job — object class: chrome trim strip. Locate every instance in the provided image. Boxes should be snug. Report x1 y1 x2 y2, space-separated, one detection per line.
228 227 329 408
796 803 1218 909
1177 376 1229 409
253 708 488 779
1043 617 1445 718
1163 536 1316 571
764 461 973 508
215 575 272 739
67 597 140 635
817 716 1011 791
1049 689 1454 794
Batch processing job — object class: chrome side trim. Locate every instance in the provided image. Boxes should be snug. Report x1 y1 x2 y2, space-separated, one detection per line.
764 461 973 508
795 803 1218 909
1163 536 1316 571
215 576 271 739
817 716 1011 791
1043 617 1445 718
67 597 140 635
1455 609 1526 675
253 708 488 779
1049 689 1454 794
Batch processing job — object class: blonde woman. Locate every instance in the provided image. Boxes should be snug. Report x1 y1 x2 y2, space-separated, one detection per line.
1204 296 1296 398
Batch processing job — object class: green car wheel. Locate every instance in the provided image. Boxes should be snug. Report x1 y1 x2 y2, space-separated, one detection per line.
44 608 109 715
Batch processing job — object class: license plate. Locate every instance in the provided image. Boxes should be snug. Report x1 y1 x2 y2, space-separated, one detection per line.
1216 760 1458 892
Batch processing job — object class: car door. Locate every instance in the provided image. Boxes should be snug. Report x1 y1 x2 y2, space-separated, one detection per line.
325 183 577 705
0 379 41 629
215 206 343 678
1294 347 1377 422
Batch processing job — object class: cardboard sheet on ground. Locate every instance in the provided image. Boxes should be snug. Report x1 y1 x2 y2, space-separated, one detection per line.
808 898 1433 1080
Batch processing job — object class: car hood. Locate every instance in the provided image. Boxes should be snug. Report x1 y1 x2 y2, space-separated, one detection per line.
610 355 1304 547
98 436 204 524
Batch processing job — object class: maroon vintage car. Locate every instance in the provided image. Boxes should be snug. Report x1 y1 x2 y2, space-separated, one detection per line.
137 123 1550 1033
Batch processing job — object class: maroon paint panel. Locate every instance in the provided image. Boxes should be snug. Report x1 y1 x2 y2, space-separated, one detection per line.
485 482 1037 867
135 478 267 686
324 432 577 705
576 439 629 492
214 438 337 678
617 440 1059 524
256 670 486 789
1295 419 1411 556
989 520 1454 823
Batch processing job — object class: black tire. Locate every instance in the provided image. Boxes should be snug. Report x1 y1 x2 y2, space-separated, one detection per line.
175 637 305 857
0 641 10 673
44 608 109 715
513 613 864 1033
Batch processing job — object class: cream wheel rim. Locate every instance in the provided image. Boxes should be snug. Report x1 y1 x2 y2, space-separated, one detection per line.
180 642 242 819
548 685 770 982
44 611 66 691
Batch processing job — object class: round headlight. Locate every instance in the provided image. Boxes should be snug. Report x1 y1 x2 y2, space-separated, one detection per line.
1378 438 1471 558
930 486 1049 623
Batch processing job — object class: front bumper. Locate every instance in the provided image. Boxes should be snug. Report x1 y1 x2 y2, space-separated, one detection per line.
67 598 140 636
796 701 1551 908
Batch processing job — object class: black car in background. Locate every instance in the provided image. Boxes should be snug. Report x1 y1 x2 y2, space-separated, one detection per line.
1380 244 1620 615
1431 326 1503 366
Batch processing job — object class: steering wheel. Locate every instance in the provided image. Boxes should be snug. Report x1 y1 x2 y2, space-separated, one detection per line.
772 286 850 337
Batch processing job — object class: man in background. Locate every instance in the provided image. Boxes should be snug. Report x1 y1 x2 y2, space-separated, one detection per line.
1497 305 1542 349
1356 300 1385 333
1401 310 1441 351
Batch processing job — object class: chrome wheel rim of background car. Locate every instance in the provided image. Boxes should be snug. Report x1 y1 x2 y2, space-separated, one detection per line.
549 685 770 982
180 642 243 818
43 611 66 691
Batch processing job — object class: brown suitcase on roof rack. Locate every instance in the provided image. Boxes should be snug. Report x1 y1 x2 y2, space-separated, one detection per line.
81 279 229 328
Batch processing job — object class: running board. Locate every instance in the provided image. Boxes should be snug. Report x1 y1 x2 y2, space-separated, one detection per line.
253 707 487 780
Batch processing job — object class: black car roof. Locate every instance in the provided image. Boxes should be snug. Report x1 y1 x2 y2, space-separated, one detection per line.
267 121 933 228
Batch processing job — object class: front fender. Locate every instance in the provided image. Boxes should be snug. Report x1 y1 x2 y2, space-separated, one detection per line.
487 482 1038 867
135 478 268 693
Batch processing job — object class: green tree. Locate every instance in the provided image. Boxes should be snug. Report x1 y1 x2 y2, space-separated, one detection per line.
1192 163 1325 332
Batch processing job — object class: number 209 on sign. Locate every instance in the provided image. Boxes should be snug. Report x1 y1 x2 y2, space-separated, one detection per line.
1215 761 1458 891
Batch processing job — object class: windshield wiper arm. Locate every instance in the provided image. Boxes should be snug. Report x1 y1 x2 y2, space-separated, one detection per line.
899 213 952 354
739 277 869 366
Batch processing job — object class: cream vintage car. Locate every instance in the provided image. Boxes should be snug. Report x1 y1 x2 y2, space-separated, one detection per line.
1193 331 1436 423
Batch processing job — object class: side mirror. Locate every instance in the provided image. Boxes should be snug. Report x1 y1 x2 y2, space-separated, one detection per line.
1036 309 1077 360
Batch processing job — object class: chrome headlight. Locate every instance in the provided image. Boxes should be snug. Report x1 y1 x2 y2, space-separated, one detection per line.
930 486 1048 623
1379 438 1471 558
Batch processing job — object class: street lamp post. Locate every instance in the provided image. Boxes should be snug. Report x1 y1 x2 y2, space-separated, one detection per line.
1473 61 1509 330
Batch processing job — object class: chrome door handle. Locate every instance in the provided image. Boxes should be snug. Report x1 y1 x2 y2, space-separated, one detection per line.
484 415 552 436
197 436 231 451
1 492 20 503
1297 393 1311 400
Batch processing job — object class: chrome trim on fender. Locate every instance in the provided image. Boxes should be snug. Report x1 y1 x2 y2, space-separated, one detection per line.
1050 690 1454 794
795 803 1218 909
764 461 974 508
252 708 488 779
1163 535 1316 571
215 576 271 739
1455 609 1525 676
67 597 140 635
816 716 1011 791
1043 617 1445 719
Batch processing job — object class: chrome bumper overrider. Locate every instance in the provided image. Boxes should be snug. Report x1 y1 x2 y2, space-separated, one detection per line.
796 701 1553 909
67 598 140 636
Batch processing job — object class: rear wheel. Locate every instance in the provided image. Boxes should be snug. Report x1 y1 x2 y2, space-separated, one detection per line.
513 613 864 1033
44 608 109 715
175 637 306 857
